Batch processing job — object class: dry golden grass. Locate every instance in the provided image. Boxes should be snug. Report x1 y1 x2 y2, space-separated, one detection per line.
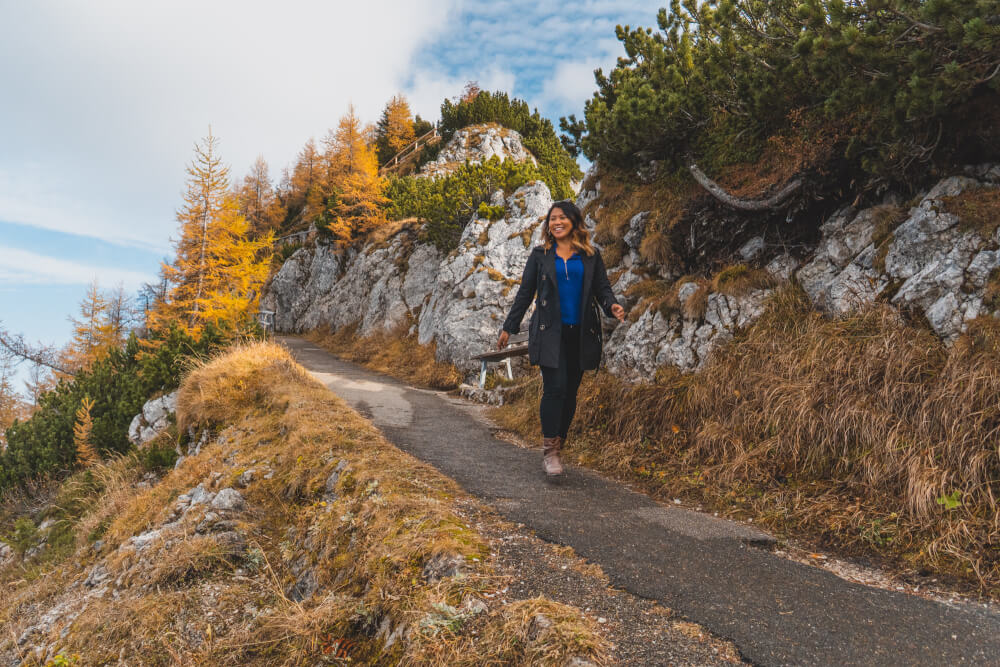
491 286 1000 594
681 279 711 320
943 186 1000 238
1 342 607 665
711 264 777 297
308 323 464 390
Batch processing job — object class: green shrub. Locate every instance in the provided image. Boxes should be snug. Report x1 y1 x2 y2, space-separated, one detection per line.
436 90 581 199
477 202 505 221
577 0 1000 187
0 325 225 490
277 241 303 262
386 157 544 251
9 517 38 555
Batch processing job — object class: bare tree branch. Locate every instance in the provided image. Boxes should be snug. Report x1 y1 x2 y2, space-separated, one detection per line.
0 326 75 376
688 162 803 211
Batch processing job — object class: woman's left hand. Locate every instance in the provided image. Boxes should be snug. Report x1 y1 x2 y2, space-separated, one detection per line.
611 303 625 322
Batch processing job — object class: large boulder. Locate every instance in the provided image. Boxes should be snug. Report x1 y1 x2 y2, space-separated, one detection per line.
127 390 178 446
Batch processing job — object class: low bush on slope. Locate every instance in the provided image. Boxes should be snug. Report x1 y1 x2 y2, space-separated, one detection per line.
1 343 607 665
492 285 1000 594
0 326 224 491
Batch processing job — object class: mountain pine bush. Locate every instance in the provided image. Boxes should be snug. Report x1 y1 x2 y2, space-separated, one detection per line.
0 326 224 490
437 90 582 199
386 156 545 251
576 0 1000 188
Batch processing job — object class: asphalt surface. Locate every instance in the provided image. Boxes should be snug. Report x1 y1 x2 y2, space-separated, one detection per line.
281 335 1000 666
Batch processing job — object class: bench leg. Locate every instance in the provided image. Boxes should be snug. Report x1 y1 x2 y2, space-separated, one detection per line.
479 360 487 388
505 357 513 381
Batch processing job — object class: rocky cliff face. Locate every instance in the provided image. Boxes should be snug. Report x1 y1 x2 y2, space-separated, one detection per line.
264 148 1000 382
419 123 536 180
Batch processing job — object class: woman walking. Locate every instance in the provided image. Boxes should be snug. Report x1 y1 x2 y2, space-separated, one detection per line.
497 200 625 476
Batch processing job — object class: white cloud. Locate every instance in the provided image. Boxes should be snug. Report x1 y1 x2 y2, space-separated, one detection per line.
404 67 517 121
0 247 153 289
538 37 626 112
0 0 458 247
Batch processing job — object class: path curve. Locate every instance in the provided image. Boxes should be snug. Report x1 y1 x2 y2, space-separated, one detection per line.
281 335 1000 666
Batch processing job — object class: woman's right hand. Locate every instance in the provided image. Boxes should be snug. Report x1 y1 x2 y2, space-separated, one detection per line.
497 330 509 350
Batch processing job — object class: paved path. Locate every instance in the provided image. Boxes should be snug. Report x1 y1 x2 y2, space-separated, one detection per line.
281 336 1000 666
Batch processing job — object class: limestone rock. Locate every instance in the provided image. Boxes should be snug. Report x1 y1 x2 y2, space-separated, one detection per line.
417 181 550 369
127 390 178 446
797 169 999 340
420 123 537 180
211 488 246 512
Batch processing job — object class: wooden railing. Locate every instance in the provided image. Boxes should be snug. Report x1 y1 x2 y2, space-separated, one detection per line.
274 230 310 247
378 128 441 176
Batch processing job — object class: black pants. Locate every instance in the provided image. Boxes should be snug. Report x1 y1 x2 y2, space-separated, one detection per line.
540 324 584 439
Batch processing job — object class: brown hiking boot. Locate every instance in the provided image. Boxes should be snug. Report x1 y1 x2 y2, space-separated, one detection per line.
542 436 564 476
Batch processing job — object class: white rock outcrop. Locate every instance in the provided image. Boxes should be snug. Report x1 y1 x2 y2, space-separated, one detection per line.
127 390 178 446
797 169 1000 340
264 161 1000 383
420 123 536 180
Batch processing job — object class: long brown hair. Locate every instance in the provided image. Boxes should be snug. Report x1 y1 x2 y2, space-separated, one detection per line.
541 200 595 256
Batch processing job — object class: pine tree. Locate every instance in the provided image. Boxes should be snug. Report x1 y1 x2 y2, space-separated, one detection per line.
321 105 387 242
239 155 284 236
289 138 324 219
151 130 274 336
65 280 114 371
73 396 99 467
375 94 417 165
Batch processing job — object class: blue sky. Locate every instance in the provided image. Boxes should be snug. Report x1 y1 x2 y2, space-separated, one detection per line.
0 0 661 391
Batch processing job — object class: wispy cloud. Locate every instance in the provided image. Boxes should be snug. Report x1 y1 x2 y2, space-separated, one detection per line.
0 0 458 248
0 247 152 289
411 0 661 118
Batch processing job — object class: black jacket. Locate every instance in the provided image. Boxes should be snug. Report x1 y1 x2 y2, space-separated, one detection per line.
502 245 620 370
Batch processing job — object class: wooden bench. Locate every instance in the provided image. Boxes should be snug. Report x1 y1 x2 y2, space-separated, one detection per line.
471 332 529 388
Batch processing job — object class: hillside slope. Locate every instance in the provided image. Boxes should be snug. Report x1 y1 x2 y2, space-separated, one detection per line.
1 344 610 665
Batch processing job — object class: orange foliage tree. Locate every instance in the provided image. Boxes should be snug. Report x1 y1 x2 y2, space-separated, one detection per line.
150 129 273 336
239 155 285 237
319 105 386 242
375 94 416 165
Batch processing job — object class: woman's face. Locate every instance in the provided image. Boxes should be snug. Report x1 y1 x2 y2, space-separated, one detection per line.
548 207 573 241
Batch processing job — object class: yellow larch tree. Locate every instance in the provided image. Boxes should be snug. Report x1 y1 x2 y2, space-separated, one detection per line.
321 105 387 242
239 155 285 237
289 138 325 220
64 280 115 372
0 346 26 447
375 94 417 165
73 396 99 467
193 193 272 329
150 129 273 336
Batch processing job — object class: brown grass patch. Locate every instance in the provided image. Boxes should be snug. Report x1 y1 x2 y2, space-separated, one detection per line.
680 279 711 320
308 323 463 390
490 286 1000 595
2 343 609 664
715 108 840 199
942 186 1000 239
711 264 777 297
625 279 679 321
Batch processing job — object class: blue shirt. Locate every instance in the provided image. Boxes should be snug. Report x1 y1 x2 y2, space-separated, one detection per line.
555 252 584 325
